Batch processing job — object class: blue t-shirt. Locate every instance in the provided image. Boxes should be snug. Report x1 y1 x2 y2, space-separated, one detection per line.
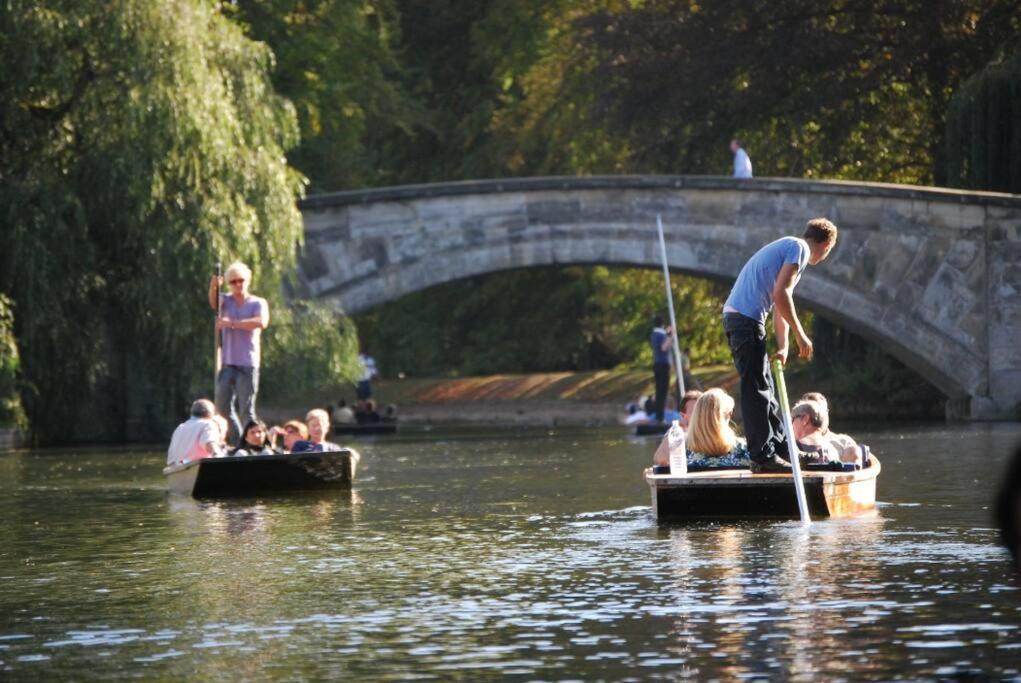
724 237 809 324
650 328 670 365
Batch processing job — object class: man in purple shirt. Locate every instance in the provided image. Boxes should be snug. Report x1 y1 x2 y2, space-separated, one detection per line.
208 261 269 442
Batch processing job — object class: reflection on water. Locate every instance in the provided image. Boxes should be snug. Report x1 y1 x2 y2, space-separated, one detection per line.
0 423 1020 678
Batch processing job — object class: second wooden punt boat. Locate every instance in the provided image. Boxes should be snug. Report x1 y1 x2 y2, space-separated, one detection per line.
164 450 357 498
634 422 669 437
645 456 881 520
333 422 398 436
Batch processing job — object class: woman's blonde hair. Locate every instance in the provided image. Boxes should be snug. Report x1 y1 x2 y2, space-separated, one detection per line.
224 261 252 285
687 388 737 456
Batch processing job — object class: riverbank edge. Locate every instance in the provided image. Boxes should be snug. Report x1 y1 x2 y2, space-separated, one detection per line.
260 365 948 429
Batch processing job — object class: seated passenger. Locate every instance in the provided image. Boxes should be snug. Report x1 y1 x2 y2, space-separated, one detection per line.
382 404 398 423
361 399 382 424
625 404 648 425
333 399 356 425
269 419 308 452
291 409 344 453
799 391 857 452
788 396 861 465
791 400 843 464
167 399 223 465
653 388 750 468
212 414 230 453
678 389 703 429
231 420 276 456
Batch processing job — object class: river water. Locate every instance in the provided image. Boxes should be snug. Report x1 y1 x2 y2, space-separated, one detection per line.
1 422 1020 680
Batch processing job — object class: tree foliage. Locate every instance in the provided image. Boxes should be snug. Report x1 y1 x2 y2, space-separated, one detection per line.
0 296 27 430
495 0 1021 184
355 267 731 377
945 51 1021 193
227 0 424 191
0 0 315 441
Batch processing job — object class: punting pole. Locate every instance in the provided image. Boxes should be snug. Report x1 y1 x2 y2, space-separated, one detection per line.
655 215 685 397
214 260 222 392
771 358 811 524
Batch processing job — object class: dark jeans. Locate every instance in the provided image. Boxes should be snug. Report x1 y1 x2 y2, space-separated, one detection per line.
723 314 788 461
215 364 259 443
653 362 671 422
356 380 372 400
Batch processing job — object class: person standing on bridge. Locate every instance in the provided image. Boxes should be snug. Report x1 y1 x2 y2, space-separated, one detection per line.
209 261 270 442
731 139 753 178
722 218 837 472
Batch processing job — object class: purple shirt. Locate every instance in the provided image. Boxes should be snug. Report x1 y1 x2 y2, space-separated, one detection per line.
219 294 267 368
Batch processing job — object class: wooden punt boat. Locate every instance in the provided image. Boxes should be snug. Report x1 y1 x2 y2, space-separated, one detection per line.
645 456 881 520
333 422 397 436
163 450 356 498
634 422 669 437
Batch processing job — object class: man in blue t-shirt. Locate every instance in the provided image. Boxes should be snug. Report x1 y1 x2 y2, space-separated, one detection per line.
649 315 674 423
722 218 838 472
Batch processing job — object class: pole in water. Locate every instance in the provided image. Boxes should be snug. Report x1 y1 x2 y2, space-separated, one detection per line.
656 215 685 398
772 358 811 524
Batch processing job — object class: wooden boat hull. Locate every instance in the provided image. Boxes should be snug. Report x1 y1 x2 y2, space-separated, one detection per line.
334 422 397 436
163 451 355 498
645 457 880 520
634 422 669 436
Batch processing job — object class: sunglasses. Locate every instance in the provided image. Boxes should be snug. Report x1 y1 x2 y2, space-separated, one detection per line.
284 426 299 434
229 278 245 285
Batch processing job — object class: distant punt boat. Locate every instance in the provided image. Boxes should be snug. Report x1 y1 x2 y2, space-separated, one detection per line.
164 451 356 498
334 422 398 436
645 456 881 520
634 422 669 436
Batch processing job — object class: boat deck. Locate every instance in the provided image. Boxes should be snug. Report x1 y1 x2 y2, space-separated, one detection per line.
645 457 881 520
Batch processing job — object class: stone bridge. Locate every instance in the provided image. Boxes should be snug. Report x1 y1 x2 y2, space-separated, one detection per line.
295 176 1021 419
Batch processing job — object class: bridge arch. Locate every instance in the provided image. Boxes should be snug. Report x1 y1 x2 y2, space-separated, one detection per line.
296 176 1021 419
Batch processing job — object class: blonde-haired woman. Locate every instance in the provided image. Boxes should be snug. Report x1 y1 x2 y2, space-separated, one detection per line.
654 388 751 468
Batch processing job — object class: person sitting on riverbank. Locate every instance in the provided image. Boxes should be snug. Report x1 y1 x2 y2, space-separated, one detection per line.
653 388 751 468
167 399 223 465
231 420 276 456
291 409 345 453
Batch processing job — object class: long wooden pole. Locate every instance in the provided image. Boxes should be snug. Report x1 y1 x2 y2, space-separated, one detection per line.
214 260 222 392
771 358 811 524
656 215 685 398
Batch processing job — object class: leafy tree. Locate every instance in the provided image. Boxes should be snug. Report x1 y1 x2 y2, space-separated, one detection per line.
227 0 424 191
0 0 351 442
945 51 1021 193
0 296 27 430
355 266 731 377
498 0 1021 184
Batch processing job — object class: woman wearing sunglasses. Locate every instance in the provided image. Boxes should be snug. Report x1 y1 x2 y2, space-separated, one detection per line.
208 261 270 442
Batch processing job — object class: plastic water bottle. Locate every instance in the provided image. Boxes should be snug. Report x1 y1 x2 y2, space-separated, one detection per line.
667 420 687 475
